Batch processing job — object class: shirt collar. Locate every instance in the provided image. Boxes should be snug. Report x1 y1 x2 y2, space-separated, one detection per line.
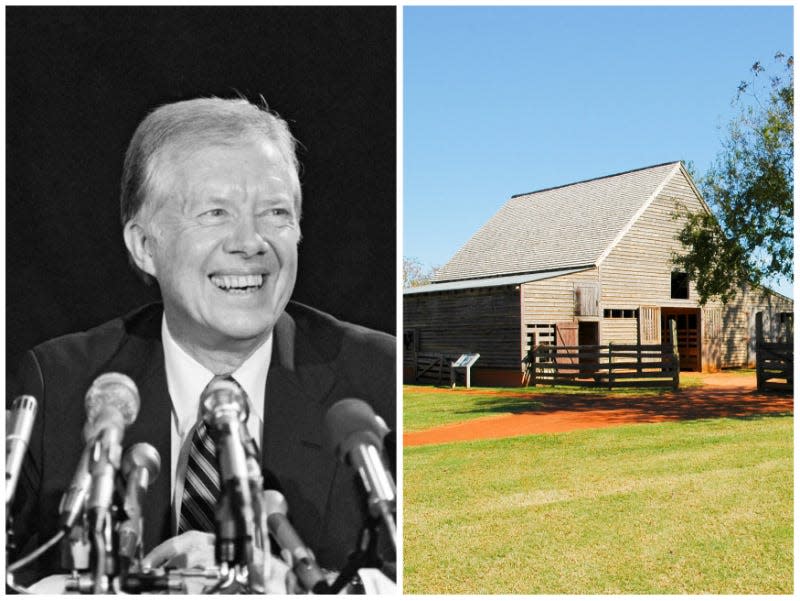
161 315 272 434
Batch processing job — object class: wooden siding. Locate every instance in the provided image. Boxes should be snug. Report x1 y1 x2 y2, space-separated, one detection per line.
404 286 521 370
520 269 599 362
714 286 793 368
599 170 703 312
602 318 639 344
521 269 599 324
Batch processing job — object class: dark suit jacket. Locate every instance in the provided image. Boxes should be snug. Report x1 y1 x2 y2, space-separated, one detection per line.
7 301 396 584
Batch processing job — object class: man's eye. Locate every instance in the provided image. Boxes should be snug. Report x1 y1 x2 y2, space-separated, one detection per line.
258 207 294 221
202 209 227 218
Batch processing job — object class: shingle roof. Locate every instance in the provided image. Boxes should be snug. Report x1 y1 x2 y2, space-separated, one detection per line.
433 161 683 283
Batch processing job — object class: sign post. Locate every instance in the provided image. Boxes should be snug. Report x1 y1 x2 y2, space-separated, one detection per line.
451 353 480 389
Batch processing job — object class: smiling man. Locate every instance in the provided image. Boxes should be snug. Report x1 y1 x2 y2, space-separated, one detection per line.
7 98 396 589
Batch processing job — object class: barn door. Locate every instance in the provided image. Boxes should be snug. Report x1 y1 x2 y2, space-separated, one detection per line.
638 306 661 344
702 306 722 370
556 321 578 346
575 283 600 317
556 321 579 368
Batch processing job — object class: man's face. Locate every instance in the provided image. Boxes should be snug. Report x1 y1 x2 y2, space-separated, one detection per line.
141 138 300 351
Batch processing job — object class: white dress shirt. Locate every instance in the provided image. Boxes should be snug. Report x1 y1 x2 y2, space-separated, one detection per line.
161 316 271 528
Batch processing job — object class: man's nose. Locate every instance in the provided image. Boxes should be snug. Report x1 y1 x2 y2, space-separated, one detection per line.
223 214 270 257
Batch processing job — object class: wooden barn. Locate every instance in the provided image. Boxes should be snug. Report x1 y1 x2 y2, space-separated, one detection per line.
404 162 793 386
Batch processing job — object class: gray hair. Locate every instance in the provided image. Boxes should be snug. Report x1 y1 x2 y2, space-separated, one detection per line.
120 97 301 283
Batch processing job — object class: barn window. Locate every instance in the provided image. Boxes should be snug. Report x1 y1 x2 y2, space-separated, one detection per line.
403 329 418 352
603 308 638 319
526 323 556 348
671 272 689 299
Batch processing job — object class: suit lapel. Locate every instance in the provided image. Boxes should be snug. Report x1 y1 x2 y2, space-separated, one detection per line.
261 309 341 551
263 310 337 460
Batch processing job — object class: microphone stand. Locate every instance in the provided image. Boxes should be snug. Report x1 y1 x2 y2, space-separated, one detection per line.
209 432 267 594
328 515 389 595
243 434 268 594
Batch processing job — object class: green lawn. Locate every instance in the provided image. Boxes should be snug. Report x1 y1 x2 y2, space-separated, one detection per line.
404 417 793 593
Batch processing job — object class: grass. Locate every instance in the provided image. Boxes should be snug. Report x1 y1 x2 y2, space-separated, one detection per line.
403 416 793 593
404 377 702 432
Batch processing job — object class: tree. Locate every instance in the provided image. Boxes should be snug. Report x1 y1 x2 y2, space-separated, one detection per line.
674 52 793 304
403 256 438 288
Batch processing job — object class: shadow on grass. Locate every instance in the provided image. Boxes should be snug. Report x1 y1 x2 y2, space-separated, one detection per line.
412 385 793 424
451 395 546 416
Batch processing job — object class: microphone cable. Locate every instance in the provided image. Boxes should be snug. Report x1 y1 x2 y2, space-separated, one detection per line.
6 529 65 573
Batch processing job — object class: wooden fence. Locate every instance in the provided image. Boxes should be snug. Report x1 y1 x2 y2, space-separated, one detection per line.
524 342 679 390
756 311 793 393
407 352 461 386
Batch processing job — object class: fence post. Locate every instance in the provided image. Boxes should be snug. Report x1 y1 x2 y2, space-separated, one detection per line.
532 346 538 387
670 318 680 390
608 342 613 390
552 345 558 386
755 312 764 392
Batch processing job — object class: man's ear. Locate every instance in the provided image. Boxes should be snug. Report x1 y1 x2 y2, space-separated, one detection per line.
123 221 158 278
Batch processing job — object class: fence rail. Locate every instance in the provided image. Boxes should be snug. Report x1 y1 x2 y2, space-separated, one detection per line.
525 342 679 390
755 311 793 393
756 342 793 392
406 352 461 386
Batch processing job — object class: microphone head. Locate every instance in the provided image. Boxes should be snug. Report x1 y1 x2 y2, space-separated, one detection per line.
84 372 140 429
6 396 38 507
201 375 249 428
263 489 288 517
324 398 389 462
7 395 37 438
121 442 161 481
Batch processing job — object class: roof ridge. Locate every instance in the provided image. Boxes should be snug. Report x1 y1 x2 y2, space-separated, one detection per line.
510 160 681 199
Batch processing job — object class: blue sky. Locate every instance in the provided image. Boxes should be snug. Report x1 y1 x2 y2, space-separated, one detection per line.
403 5 794 298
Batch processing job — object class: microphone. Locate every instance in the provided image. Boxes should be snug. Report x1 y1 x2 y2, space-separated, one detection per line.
201 376 255 565
83 373 140 525
324 399 396 545
6 395 38 508
383 429 396 475
240 425 269 554
263 489 328 594
57 445 93 571
119 443 161 560
58 446 92 530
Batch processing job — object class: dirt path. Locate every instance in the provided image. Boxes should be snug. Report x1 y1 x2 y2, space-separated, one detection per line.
404 372 793 447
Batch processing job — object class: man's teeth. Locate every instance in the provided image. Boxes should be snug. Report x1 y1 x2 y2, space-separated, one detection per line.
211 274 264 291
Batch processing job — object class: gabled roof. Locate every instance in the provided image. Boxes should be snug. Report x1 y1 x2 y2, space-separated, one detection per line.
433 161 688 283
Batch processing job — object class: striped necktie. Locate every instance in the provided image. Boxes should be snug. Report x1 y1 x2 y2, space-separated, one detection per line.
178 416 221 533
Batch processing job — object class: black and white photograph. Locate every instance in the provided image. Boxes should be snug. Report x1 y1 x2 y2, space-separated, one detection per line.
6 6 396 594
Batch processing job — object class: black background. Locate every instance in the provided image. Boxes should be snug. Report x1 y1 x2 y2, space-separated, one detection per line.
6 6 396 363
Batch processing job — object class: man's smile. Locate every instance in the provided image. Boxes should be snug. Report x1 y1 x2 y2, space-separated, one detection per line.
209 273 266 293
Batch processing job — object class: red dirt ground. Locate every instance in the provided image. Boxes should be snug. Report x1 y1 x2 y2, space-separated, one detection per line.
403 372 793 447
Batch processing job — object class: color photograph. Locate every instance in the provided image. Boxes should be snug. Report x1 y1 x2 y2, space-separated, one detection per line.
403 5 793 594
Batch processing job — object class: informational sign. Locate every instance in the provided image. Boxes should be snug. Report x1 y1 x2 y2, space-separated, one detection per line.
451 353 480 388
453 353 480 368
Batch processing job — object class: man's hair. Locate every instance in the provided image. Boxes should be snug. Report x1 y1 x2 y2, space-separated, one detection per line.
120 97 301 284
